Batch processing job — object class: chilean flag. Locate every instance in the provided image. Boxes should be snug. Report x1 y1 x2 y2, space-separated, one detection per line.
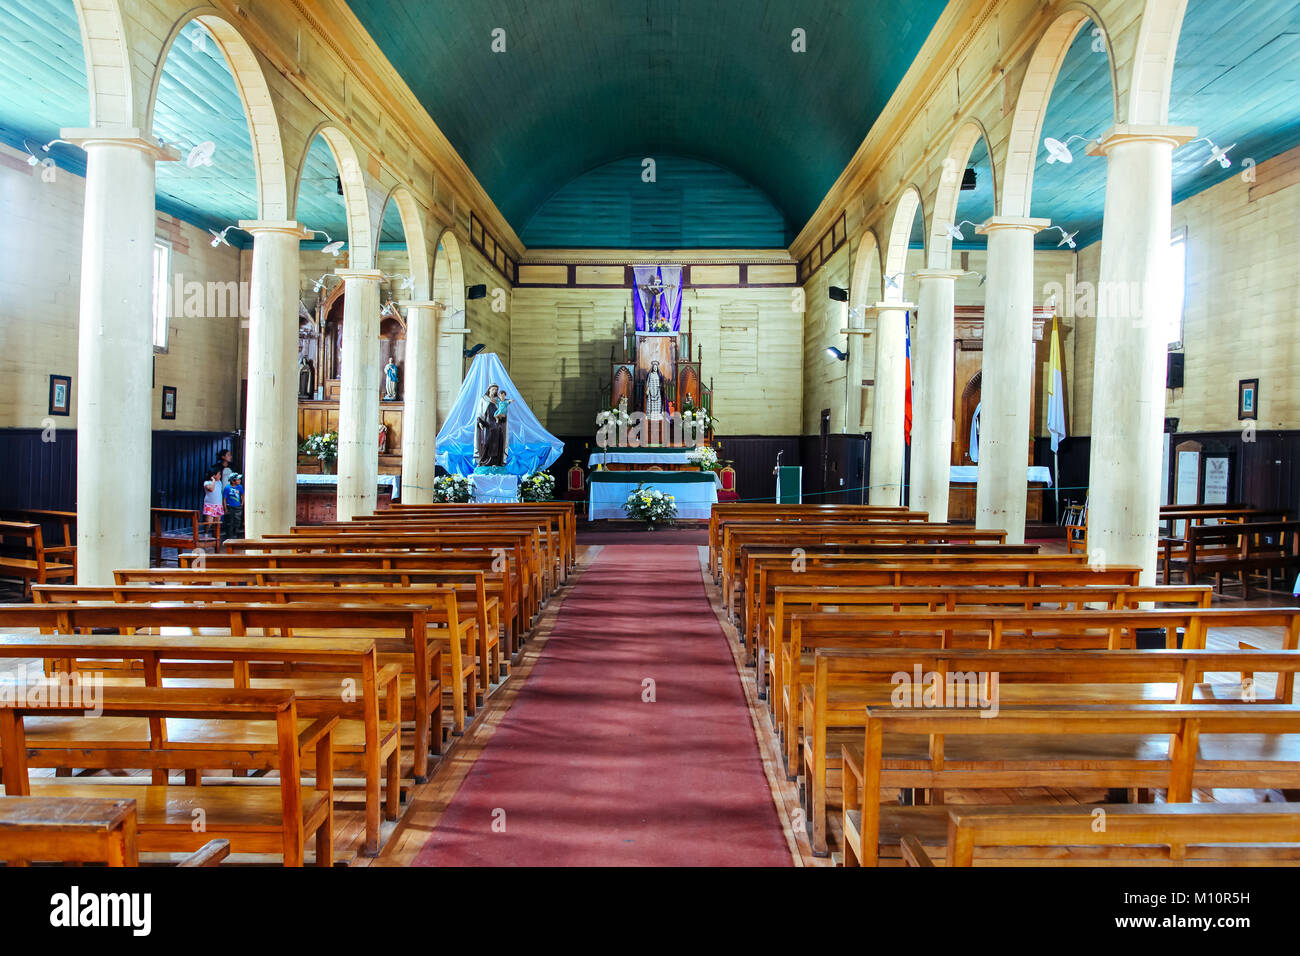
903 311 913 446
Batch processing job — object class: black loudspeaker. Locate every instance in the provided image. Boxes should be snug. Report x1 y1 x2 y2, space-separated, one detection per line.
828 286 848 302
466 284 487 300
1167 352 1184 389
961 168 977 191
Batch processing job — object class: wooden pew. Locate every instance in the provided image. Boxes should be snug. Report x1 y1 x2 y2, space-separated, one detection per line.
353 502 576 582
0 628 397 857
1169 520 1300 597
114 565 507 667
150 508 219 563
743 557 1142 666
709 505 925 579
40 579 498 716
0 509 76 574
0 796 138 866
0 604 435 855
0 521 75 596
795 609 1300 854
720 524 1012 617
740 545 1043 643
226 530 542 627
765 583 1212 728
903 803 1300 866
0 686 336 866
842 703 1300 866
176 550 524 652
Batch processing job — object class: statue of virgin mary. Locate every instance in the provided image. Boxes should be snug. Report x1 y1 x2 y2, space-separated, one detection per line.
474 383 507 467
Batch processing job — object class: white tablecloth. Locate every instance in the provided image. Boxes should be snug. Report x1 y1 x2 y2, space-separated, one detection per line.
588 476 719 520
949 466 1053 486
297 473 401 500
588 449 697 467
471 474 519 503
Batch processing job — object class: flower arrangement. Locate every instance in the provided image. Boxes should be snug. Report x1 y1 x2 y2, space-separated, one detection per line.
687 445 719 471
623 483 677 529
650 317 671 332
520 470 555 502
680 396 717 434
595 407 632 430
432 474 473 503
299 431 338 471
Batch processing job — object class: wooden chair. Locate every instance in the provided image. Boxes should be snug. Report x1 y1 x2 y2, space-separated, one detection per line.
0 522 75 597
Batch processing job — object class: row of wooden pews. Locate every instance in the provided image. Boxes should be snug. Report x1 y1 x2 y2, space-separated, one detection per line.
0 502 573 866
709 502 1300 865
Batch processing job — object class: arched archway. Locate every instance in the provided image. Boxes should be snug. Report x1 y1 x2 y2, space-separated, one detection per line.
1127 0 1190 126
291 122 374 269
68 0 134 127
433 229 468 425
849 230 882 310
144 11 289 221
1000 5 1118 218
883 186 926 296
929 120 999 268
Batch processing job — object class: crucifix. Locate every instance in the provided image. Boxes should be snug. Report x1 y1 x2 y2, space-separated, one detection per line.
639 273 666 320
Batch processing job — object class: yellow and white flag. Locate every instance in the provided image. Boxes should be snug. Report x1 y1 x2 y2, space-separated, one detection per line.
1047 314 1067 453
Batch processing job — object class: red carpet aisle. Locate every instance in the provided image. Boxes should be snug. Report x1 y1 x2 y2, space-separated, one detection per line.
414 544 792 866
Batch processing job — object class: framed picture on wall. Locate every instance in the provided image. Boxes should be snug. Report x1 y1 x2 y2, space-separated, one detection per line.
1238 378 1258 420
48 374 71 416
161 386 177 420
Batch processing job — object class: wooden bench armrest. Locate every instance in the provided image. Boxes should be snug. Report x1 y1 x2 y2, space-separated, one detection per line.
900 834 935 867
297 716 339 754
178 839 231 867
842 742 865 788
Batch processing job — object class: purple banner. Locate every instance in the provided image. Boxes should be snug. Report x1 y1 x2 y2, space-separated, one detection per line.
631 265 684 332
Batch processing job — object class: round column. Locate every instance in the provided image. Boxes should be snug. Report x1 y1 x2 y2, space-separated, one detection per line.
974 216 1049 543
867 301 914 506
67 131 176 584
335 269 383 520
1086 125 1196 582
399 301 441 504
240 220 310 538
912 269 963 522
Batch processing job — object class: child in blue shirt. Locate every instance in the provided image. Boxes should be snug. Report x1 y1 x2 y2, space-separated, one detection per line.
223 472 244 540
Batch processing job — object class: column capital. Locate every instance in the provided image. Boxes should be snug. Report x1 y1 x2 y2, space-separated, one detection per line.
60 127 179 162
238 219 312 239
334 268 383 282
866 301 916 315
913 268 966 282
1087 124 1198 155
395 299 444 311
977 217 1051 236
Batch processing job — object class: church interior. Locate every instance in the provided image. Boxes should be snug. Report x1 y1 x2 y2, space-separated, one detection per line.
1 0 1300 901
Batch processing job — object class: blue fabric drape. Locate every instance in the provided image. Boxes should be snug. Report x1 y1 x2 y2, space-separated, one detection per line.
435 352 564 476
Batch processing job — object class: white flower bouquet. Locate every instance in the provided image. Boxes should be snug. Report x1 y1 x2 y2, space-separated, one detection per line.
432 474 473 502
520 470 555 502
623 483 677 529
687 445 719 471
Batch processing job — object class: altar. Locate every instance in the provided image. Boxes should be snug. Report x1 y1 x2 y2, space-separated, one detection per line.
588 470 720 520
587 448 703 470
296 473 398 524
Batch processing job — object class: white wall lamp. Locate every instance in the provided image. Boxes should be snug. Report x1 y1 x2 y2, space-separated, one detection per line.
1044 225 1078 249
944 220 979 241
309 230 345 256
1042 134 1099 165
1186 136 1234 169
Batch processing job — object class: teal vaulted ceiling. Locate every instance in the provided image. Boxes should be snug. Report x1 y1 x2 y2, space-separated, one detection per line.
521 155 786 248
1025 1 1300 250
344 0 950 245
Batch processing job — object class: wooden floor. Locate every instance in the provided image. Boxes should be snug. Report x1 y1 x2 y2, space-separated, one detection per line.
3 539 1296 866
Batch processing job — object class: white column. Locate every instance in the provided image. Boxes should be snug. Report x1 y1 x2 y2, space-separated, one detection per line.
335 269 383 520
842 302 866 434
866 301 914 506
974 217 1049 543
238 221 310 538
63 129 177 584
1086 125 1196 583
912 269 963 522
399 300 441 504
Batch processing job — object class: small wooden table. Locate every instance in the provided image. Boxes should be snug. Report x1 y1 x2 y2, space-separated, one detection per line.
0 796 138 866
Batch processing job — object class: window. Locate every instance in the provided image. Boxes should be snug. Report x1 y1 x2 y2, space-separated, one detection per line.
152 240 170 351
1164 228 1187 348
